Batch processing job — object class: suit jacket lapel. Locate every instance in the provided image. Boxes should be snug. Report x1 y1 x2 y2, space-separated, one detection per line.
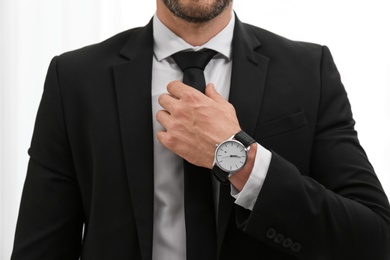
112 19 154 260
217 16 270 256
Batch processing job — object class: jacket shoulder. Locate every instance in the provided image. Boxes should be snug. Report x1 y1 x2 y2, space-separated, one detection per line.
243 23 323 58
59 28 136 60
57 24 148 66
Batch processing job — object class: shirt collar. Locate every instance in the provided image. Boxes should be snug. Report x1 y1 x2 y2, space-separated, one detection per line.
153 12 235 62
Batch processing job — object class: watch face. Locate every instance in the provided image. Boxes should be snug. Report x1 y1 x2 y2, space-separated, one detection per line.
215 140 248 172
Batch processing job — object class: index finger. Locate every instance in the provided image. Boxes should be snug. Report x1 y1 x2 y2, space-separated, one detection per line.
167 80 198 99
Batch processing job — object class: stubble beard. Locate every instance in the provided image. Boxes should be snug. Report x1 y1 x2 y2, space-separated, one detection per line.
162 0 232 24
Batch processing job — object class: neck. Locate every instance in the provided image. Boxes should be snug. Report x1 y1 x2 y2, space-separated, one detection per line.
156 1 233 46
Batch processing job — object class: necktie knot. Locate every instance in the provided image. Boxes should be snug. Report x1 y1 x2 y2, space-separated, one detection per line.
172 49 217 71
172 49 217 92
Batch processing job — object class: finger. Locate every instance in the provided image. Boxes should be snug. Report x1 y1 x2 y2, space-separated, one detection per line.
156 130 169 148
155 109 171 129
167 80 197 99
205 83 226 103
158 93 177 111
156 130 176 152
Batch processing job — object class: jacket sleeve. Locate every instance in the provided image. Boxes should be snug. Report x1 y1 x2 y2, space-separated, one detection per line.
239 46 390 259
11 57 84 259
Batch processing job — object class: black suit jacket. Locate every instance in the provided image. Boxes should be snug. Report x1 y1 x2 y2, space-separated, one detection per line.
12 17 390 259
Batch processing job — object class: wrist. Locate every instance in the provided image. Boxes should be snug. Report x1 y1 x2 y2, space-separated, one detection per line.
229 143 257 192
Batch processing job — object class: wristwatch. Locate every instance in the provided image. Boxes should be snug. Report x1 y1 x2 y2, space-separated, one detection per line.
212 130 256 183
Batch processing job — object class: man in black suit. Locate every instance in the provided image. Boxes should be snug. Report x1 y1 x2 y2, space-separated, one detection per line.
12 0 390 259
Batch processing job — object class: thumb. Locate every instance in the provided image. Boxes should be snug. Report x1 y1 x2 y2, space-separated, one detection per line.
205 83 225 103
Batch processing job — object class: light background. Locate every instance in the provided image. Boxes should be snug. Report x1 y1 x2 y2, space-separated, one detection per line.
1 0 389 258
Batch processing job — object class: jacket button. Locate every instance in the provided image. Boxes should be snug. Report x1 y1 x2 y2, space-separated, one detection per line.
274 233 285 244
291 242 302 253
266 228 276 239
282 238 293 248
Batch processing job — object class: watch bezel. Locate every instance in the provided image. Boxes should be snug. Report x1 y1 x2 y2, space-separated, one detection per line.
214 139 248 173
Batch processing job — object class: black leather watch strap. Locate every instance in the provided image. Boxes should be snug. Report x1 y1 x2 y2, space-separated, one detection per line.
212 165 230 184
234 130 255 147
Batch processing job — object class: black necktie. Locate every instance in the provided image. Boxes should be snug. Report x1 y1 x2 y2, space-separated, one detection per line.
172 49 217 92
172 49 217 260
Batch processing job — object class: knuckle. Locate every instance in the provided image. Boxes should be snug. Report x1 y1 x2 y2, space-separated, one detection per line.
164 134 178 149
171 106 185 118
181 89 198 102
180 90 190 99
226 102 235 110
225 103 236 114
170 120 184 132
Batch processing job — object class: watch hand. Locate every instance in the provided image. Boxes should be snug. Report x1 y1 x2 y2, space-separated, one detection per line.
222 155 242 158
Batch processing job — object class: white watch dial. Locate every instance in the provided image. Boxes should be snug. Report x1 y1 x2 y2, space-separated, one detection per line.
215 140 248 172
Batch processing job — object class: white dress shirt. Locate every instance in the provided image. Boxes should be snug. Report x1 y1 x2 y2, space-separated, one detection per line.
151 13 272 260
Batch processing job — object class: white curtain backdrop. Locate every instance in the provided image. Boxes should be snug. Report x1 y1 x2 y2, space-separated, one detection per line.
1 0 389 258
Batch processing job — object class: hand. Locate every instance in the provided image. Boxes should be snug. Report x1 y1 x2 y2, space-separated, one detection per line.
156 81 241 168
